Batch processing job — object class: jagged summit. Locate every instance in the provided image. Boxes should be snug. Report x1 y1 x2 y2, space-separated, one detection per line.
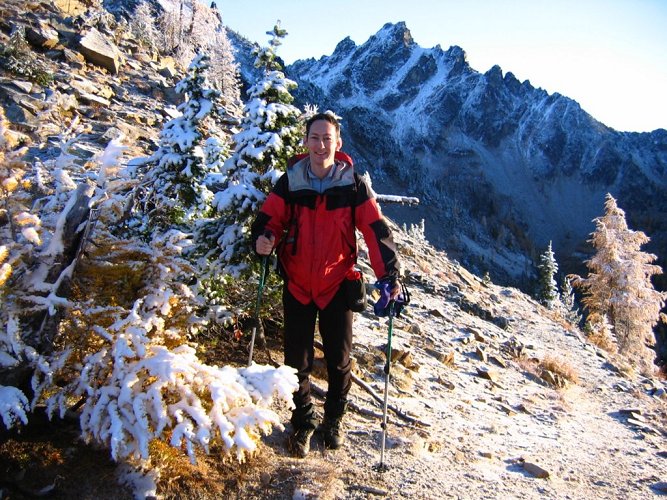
372 21 415 47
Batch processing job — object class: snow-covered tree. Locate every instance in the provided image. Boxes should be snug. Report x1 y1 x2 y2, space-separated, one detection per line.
157 0 225 68
0 114 99 429
205 22 303 279
138 53 225 231
560 276 582 326
537 241 559 309
209 26 242 116
128 1 159 52
572 194 666 372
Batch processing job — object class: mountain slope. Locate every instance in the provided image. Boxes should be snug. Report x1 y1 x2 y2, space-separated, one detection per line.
286 22 667 286
244 226 667 499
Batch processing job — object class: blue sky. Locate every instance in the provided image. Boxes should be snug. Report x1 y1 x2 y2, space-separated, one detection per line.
219 0 667 133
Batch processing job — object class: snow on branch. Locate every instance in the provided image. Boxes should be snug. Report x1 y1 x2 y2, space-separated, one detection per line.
75 309 297 463
0 385 29 429
376 194 420 205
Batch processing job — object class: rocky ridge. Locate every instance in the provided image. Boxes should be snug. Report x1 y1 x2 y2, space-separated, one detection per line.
0 0 181 165
285 22 667 287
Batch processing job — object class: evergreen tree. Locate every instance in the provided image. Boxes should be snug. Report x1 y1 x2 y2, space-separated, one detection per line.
206 22 303 280
209 26 243 117
560 276 582 326
139 53 224 232
537 241 559 309
572 194 666 372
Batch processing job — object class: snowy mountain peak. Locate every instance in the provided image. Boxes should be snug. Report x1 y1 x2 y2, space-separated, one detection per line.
331 36 357 58
372 21 415 48
286 22 667 287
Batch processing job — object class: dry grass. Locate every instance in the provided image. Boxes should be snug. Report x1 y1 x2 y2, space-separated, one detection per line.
586 328 618 353
0 414 134 499
540 355 580 386
517 355 579 389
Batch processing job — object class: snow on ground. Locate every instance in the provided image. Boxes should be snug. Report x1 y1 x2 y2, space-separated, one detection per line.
239 236 667 499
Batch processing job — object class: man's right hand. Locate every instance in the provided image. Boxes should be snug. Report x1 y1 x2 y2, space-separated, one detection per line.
256 233 275 255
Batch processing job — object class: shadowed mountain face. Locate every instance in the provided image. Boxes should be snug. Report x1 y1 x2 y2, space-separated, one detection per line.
274 22 667 289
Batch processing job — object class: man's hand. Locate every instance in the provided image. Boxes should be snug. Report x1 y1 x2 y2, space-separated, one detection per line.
374 277 409 317
256 232 275 255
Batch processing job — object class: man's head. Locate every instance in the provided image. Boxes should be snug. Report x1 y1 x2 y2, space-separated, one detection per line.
304 113 342 170
305 112 341 138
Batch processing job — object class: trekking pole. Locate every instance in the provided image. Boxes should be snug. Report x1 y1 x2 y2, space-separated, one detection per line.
248 232 271 367
378 299 395 471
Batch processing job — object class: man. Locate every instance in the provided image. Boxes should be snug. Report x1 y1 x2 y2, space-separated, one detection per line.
251 112 401 458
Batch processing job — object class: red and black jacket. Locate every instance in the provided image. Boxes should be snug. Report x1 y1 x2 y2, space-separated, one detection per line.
251 152 400 308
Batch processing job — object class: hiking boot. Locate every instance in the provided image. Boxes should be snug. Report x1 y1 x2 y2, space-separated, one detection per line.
321 415 345 449
288 427 315 458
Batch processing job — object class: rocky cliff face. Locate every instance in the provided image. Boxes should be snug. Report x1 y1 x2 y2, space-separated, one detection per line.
285 22 667 287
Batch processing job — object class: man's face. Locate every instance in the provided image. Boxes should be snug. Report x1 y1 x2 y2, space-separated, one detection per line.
304 120 342 169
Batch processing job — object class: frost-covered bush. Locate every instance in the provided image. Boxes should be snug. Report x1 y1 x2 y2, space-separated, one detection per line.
41 219 299 464
52 232 297 462
2 126 298 473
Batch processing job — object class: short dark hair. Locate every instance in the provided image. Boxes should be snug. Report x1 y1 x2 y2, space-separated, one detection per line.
305 112 341 137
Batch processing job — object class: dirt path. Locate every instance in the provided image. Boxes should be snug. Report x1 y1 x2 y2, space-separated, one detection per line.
234 252 667 499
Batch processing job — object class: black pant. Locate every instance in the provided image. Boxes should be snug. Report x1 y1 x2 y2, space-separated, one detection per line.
283 283 352 429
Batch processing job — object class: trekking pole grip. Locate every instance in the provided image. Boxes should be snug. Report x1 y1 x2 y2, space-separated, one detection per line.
248 231 272 367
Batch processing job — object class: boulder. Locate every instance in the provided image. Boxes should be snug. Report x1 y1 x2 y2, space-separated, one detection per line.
78 28 121 74
53 0 88 16
26 21 60 49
